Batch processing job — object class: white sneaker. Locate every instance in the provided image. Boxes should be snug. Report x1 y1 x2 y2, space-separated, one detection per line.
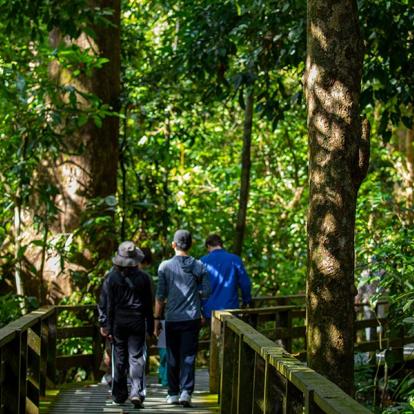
179 390 192 407
166 394 179 405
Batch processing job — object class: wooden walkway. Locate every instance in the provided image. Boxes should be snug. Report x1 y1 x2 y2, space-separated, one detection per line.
41 369 219 414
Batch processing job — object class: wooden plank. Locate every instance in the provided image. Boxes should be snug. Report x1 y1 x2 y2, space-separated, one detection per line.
274 326 306 339
56 355 95 371
28 328 41 355
209 315 221 394
39 319 48 396
252 354 265 414
42 369 219 413
229 305 301 316
355 318 387 330
56 327 95 339
220 324 237 414
5 308 55 333
0 327 17 348
2 334 21 413
47 311 57 385
237 335 255 414
56 305 97 313
278 309 293 352
354 336 414 353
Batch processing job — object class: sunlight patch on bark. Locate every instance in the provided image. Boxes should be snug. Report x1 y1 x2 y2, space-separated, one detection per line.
321 212 336 233
314 82 352 126
311 189 343 209
312 245 341 276
311 325 322 349
310 23 328 50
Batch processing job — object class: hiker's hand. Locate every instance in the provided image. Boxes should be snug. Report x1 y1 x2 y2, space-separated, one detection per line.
100 327 109 337
154 320 162 338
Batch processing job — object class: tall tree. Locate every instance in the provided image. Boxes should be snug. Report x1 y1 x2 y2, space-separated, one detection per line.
42 0 121 300
233 89 254 256
304 0 370 393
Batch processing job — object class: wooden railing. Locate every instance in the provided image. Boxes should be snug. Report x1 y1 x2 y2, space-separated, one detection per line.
245 295 413 359
212 310 373 414
1 296 411 413
0 305 103 414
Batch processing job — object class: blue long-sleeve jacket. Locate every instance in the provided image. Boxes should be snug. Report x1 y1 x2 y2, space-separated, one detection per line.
200 249 252 318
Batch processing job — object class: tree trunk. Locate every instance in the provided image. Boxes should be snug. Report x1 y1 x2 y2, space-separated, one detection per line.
234 90 254 256
28 0 121 302
304 0 369 394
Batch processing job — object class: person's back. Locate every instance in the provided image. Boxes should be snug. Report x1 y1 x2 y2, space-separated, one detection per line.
104 267 153 332
97 241 153 409
201 234 251 318
154 230 210 407
158 255 208 322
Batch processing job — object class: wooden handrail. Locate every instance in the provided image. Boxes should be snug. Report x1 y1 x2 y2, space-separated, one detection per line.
212 310 373 414
0 304 103 414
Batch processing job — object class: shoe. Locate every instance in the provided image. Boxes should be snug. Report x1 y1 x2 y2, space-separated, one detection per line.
179 390 192 407
111 400 126 406
101 373 112 387
166 394 179 404
131 396 144 409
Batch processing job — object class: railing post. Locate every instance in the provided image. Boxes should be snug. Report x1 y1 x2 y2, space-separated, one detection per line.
2 336 20 413
283 381 294 414
220 317 239 414
17 329 28 414
278 309 292 353
209 312 221 394
0 347 6 412
27 322 41 414
237 335 255 414
264 355 283 414
92 316 102 381
39 318 48 396
47 309 57 385
305 389 318 414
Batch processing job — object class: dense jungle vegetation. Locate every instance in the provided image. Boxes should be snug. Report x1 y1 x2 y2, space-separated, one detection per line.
0 0 413 412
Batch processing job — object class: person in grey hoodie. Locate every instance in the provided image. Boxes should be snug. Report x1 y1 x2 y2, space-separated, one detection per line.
154 229 210 407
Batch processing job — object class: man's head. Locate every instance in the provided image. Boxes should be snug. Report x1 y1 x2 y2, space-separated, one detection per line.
205 234 223 252
172 229 192 252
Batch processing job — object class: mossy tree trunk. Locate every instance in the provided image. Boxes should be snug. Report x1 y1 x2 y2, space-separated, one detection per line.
33 0 121 301
304 0 370 394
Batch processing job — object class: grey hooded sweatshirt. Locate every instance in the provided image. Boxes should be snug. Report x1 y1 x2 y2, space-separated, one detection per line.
156 255 210 322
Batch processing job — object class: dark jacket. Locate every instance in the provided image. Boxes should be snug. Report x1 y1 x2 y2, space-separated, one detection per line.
98 266 154 335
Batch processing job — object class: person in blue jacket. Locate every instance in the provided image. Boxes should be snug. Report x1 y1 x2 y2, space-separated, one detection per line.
201 234 252 318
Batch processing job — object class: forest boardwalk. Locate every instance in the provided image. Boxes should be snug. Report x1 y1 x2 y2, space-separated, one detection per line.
41 369 219 414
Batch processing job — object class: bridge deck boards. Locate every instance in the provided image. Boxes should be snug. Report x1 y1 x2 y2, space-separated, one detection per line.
41 369 219 414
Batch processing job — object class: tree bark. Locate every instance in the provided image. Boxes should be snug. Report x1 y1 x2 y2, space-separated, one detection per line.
234 90 254 256
304 0 369 394
28 0 121 302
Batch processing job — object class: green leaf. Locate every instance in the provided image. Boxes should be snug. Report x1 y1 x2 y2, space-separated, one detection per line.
104 195 117 207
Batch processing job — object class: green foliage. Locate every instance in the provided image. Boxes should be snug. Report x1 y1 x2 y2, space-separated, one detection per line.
0 293 38 328
0 0 413 407
360 0 414 141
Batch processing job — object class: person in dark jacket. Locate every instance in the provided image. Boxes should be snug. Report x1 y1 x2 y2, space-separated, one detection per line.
98 241 154 408
154 230 210 407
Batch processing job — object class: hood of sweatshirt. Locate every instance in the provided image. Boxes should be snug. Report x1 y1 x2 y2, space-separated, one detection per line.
175 255 197 273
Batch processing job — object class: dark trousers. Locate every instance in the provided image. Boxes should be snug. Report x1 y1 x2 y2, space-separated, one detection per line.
165 319 200 395
112 325 146 403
